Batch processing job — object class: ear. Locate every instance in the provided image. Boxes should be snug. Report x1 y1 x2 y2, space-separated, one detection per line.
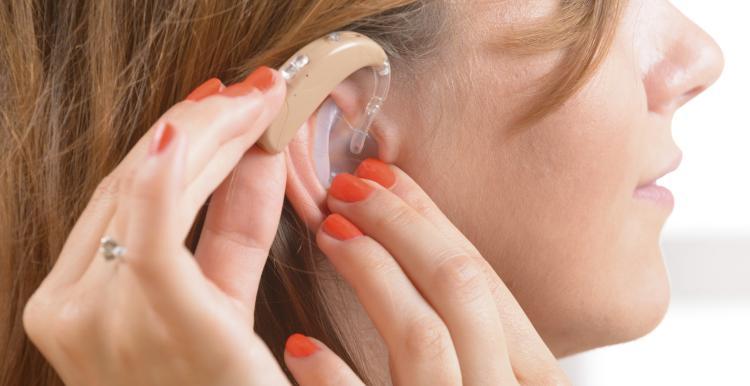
283 76 402 231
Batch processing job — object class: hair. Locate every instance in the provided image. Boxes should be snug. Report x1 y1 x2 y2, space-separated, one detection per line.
0 0 623 384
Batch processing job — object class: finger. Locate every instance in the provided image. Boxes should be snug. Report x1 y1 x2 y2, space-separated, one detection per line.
81 124 212 319
178 72 286 238
71 89 262 292
284 334 366 386
326 175 515 385
47 127 166 289
184 77 226 101
356 160 564 380
54 69 283 289
194 146 286 312
52 78 225 273
316 214 462 385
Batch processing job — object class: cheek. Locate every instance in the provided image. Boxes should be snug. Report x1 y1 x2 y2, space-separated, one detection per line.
487 48 645 262
401 29 670 350
442 44 668 347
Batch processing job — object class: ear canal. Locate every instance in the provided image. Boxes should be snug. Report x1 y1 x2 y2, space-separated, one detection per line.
312 97 379 188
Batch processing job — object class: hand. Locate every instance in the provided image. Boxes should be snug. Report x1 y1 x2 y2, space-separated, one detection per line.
300 160 571 385
21 68 354 386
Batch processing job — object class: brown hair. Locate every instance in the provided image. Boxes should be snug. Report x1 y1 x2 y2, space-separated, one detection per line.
0 0 622 384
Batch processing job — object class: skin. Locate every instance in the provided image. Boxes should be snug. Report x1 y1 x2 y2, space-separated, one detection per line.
417 0 724 355
24 69 568 384
24 0 723 384
285 0 724 378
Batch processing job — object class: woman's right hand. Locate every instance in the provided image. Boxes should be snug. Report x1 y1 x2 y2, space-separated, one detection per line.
295 162 573 385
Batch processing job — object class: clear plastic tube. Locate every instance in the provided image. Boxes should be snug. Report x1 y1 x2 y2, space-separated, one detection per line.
349 58 391 154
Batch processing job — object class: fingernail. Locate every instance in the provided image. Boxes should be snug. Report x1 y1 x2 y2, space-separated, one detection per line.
329 174 374 203
184 77 225 101
321 214 364 241
218 66 276 97
355 158 396 188
286 333 319 358
148 123 176 156
243 66 276 93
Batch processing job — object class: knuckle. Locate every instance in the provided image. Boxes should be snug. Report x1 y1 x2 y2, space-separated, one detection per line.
126 168 163 203
108 333 138 369
119 167 140 197
22 293 46 339
92 173 122 201
202 226 266 255
404 191 436 217
403 315 452 361
376 202 417 230
359 247 398 277
104 330 144 368
487 275 505 301
433 251 485 303
35 301 94 356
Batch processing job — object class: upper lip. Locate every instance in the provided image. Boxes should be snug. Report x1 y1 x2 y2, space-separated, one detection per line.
637 151 683 188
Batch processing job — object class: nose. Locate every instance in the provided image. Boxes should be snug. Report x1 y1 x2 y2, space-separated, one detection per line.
644 11 725 115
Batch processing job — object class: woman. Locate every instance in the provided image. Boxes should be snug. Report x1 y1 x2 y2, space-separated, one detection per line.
0 0 723 385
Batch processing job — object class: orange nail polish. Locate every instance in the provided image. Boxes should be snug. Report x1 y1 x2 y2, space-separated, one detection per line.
322 214 363 240
243 66 276 93
355 158 396 188
148 123 176 155
286 333 319 358
218 66 276 97
218 81 257 97
184 77 224 101
329 174 374 203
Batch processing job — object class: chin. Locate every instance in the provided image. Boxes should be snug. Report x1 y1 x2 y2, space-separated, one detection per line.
544 248 672 358
612 248 672 342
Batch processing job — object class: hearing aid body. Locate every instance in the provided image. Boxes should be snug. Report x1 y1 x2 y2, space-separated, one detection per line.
258 31 391 187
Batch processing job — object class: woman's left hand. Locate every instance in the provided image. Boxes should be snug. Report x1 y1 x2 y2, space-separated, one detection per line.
21 70 369 386
291 160 571 385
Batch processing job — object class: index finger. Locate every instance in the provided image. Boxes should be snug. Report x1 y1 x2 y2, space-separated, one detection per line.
353 159 564 377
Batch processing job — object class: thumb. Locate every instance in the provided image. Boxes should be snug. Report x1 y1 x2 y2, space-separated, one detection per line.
194 145 286 311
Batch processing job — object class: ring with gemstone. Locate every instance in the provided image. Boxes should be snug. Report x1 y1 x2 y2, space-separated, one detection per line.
99 235 126 261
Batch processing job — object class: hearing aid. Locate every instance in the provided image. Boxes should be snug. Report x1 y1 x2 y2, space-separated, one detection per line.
257 31 391 188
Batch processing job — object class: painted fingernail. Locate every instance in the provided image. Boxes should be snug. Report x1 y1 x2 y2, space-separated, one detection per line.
286 333 319 358
355 158 395 188
329 173 374 203
184 77 225 101
243 66 276 92
218 66 276 97
148 123 176 156
322 214 364 241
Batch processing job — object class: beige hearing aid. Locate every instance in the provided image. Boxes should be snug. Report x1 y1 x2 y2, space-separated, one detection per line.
258 31 391 155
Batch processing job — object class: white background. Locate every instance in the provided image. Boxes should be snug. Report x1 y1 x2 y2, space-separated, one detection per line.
560 1 750 385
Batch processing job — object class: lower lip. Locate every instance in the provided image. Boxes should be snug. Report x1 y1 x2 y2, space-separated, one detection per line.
633 183 675 209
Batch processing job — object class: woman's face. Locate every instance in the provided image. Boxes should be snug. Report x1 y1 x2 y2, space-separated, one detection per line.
384 0 724 356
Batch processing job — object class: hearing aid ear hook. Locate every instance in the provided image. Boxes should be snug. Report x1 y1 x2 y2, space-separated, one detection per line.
257 31 391 155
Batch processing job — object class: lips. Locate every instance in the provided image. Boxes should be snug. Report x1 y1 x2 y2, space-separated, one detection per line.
633 151 683 209
636 151 683 189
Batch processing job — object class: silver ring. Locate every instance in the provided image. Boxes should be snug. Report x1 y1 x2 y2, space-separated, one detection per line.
99 235 126 261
